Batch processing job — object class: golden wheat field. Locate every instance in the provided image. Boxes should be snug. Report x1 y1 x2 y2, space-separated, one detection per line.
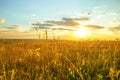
0 39 120 80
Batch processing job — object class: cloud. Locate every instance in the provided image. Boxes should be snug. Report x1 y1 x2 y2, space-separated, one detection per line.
31 22 52 32
46 20 79 27
84 25 105 29
31 26 50 31
31 26 75 32
80 12 91 16
74 17 90 21
62 17 73 21
45 19 79 27
0 26 4 29
0 18 5 23
0 25 21 33
107 26 120 34
30 17 91 31
62 17 90 21
6 25 20 29
112 19 120 23
31 22 53 27
52 27 75 31
108 26 120 33
31 17 91 30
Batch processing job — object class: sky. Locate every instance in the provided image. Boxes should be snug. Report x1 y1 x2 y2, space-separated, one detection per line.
0 0 120 40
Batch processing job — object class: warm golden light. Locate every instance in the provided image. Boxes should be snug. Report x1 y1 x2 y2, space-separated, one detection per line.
76 27 88 38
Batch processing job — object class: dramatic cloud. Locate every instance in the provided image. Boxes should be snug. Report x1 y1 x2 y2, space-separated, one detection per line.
0 18 5 23
84 25 104 29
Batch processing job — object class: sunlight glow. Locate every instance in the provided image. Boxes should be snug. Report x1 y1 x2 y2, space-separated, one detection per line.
76 27 89 38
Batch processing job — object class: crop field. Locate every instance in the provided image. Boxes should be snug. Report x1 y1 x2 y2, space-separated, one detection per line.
0 40 120 80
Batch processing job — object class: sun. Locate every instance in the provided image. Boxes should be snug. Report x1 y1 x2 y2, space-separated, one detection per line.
76 27 88 38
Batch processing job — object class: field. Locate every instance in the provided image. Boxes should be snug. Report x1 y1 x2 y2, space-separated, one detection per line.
0 39 120 80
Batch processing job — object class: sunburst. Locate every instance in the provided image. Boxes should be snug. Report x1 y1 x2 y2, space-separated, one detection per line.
76 27 89 38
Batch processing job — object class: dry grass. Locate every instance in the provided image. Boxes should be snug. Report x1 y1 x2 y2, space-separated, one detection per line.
0 40 120 80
